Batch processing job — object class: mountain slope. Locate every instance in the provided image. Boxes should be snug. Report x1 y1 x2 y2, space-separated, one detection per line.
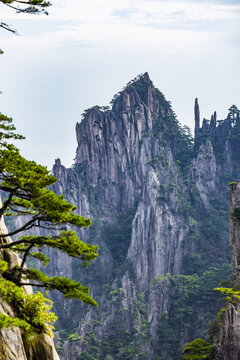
45 73 239 359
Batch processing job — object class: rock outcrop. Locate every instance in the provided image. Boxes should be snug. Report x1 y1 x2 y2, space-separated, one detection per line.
5 73 239 359
0 199 60 360
194 98 200 139
213 182 240 360
45 73 240 360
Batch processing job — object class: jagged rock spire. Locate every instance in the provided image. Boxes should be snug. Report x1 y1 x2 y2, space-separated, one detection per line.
214 111 217 122
194 98 200 139
210 111 217 129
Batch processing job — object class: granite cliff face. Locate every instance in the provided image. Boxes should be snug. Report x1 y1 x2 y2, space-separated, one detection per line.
213 182 240 360
1 74 239 359
0 72 232 360
46 73 240 360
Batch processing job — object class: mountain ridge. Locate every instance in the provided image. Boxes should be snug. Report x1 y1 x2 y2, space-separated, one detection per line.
39 73 239 359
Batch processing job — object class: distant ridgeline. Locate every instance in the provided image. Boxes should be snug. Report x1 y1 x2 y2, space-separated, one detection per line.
194 99 240 167
22 73 240 360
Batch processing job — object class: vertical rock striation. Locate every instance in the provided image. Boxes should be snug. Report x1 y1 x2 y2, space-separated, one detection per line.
194 98 200 139
214 182 240 360
11 73 239 359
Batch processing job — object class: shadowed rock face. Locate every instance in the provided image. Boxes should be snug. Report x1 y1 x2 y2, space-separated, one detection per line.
215 303 240 360
214 182 240 360
0 198 60 360
229 183 240 268
53 73 193 298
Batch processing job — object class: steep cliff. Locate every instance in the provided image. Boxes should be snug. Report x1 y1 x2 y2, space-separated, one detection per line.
3 73 236 359
42 73 240 360
0 199 60 360
0 212 28 360
213 181 240 360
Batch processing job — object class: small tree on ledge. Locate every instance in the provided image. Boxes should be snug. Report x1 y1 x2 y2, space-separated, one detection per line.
0 113 99 335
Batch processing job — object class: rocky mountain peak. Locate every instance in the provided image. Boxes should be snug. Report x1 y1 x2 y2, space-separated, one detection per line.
49 74 240 360
73 73 183 214
110 72 168 115
194 98 200 138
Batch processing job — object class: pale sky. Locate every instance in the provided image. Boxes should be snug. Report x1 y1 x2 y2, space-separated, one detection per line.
0 0 239 169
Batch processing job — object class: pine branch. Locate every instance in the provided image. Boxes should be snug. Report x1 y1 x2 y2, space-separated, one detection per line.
19 282 46 287
20 243 34 269
0 190 17 217
0 215 43 238
0 22 16 34
0 238 35 249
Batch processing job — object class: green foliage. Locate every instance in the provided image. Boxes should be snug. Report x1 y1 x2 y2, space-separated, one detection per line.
77 351 96 360
231 207 240 220
75 287 150 360
21 292 57 335
20 268 98 306
17 230 98 266
152 96 193 174
181 338 215 359
67 332 82 342
0 259 8 272
194 107 240 168
0 113 25 150
193 193 230 268
228 105 239 120
154 264 231 359
0 275 56 336
102 207 136 267
214 287 240 305
0 114 99 336
212 134 227 164
29 252 50 266
182 253 203 275
0 314 30 332
229 182 237 189
229 117 240 161
0 149 92 230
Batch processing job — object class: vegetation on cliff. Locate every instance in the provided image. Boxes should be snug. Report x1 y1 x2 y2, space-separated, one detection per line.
181 338 215 360
1 72 239 359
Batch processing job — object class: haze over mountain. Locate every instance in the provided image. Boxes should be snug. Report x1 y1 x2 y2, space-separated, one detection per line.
0 0 239 168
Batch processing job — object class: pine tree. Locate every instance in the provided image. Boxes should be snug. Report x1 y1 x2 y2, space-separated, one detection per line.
0 113 99 335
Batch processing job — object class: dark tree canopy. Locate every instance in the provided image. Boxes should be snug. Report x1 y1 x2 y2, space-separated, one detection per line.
228 105 239 121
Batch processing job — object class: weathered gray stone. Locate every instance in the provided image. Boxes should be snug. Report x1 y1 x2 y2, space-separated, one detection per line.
0 198 60 360
48 74 236 360
214 182 240 360
6 73 236 359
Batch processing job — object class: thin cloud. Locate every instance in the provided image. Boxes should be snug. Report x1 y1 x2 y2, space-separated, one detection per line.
149 0 240 4
1 0 240 33
112 8 139 19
